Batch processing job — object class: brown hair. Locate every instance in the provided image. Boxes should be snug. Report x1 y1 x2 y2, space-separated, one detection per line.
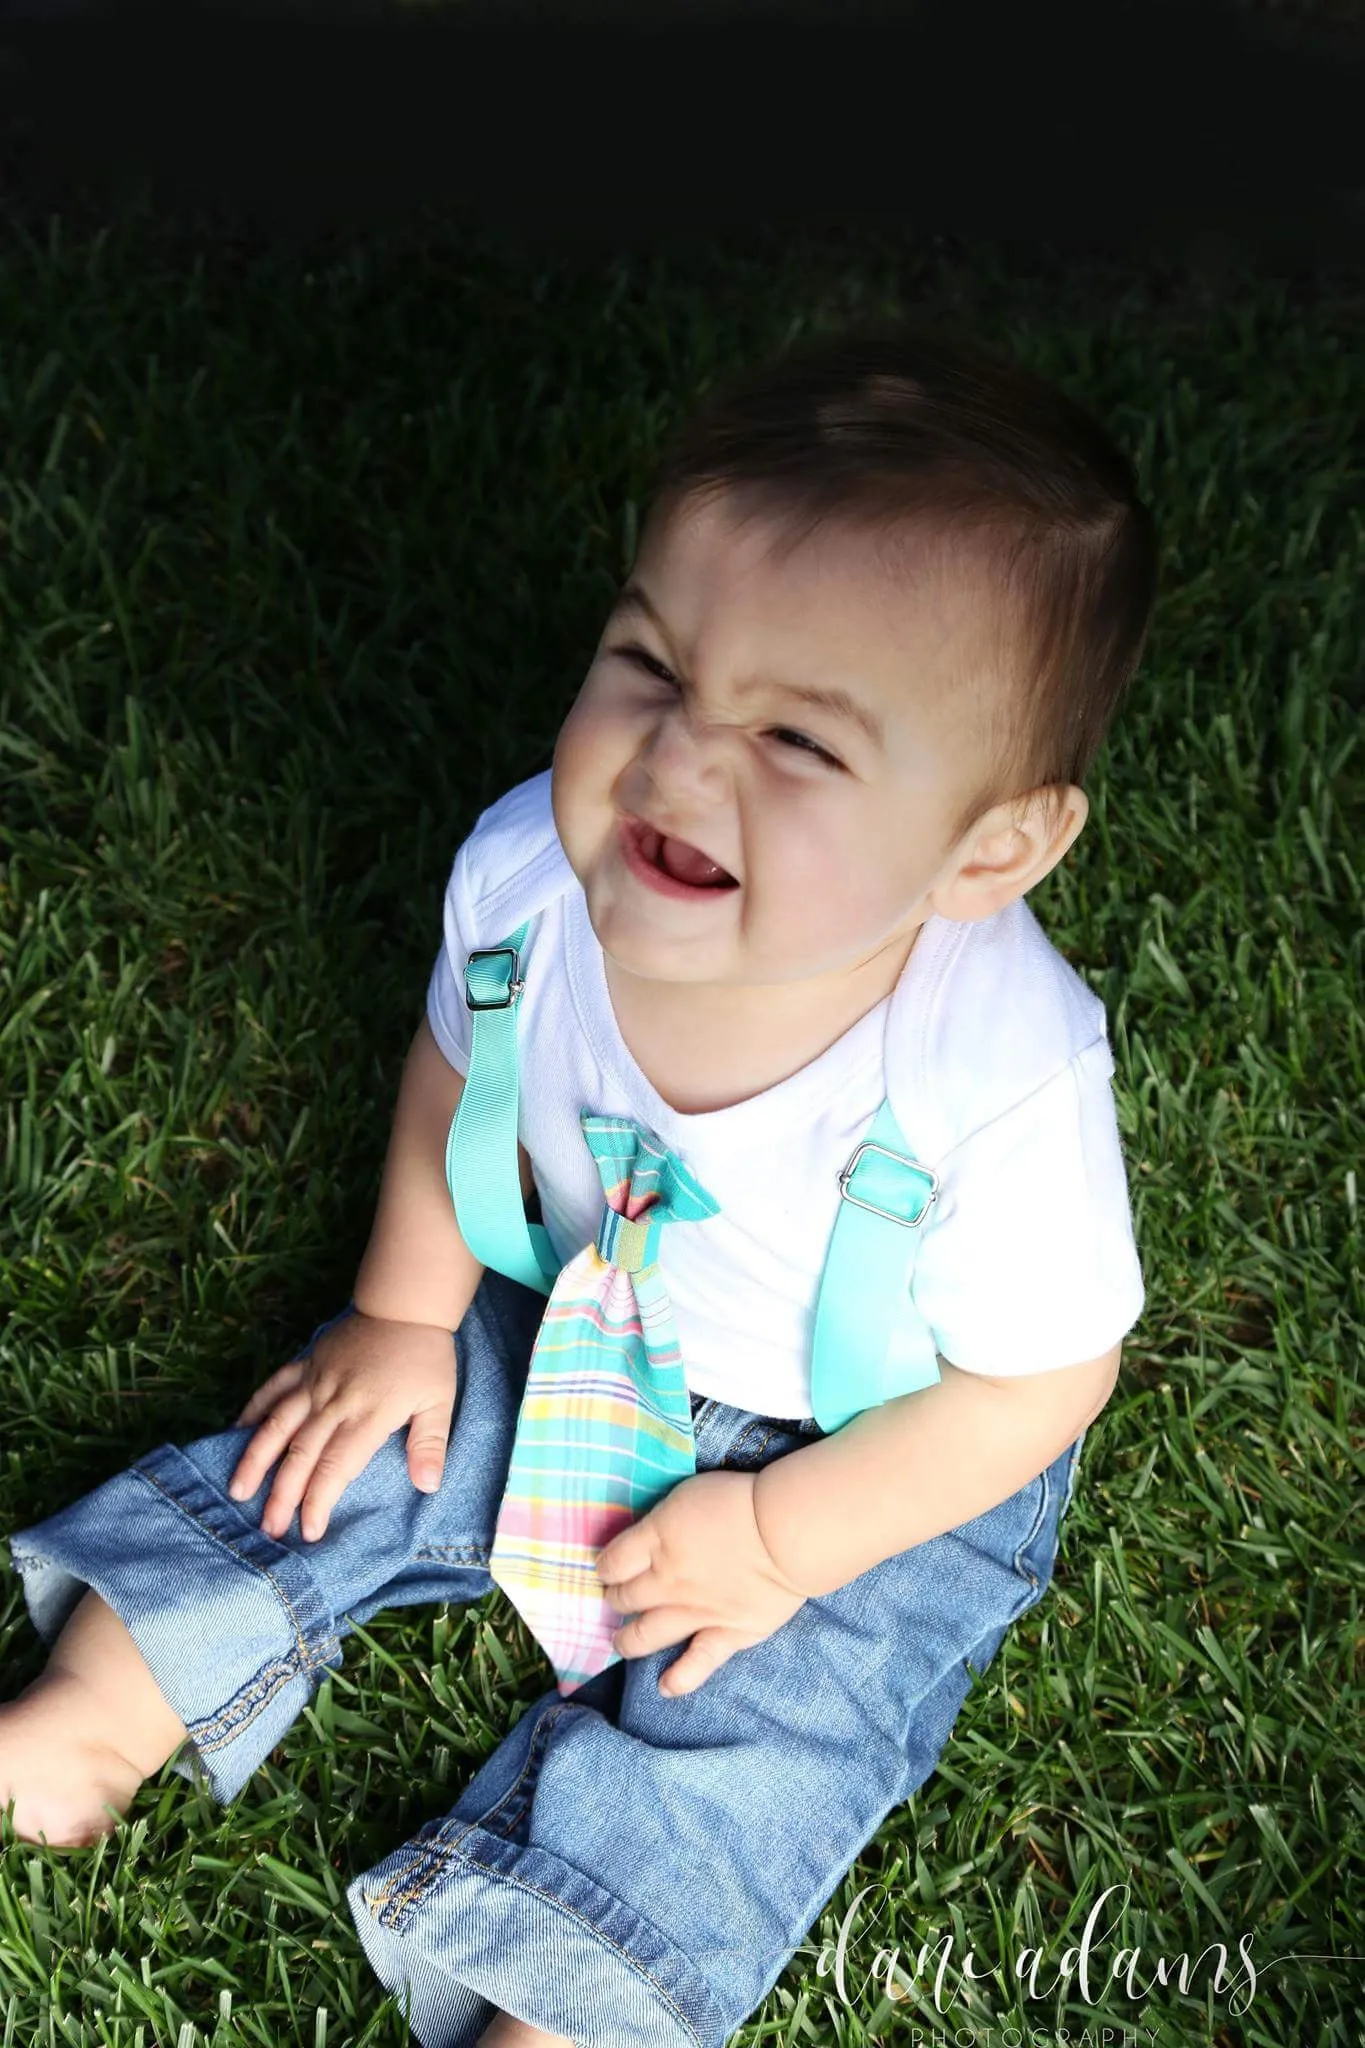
638 318 1158 846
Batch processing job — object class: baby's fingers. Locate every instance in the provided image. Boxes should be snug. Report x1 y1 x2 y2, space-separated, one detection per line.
227 1385 315 1504
256 1410 341 1541
295 1419 393 1543
235 1358 307 1429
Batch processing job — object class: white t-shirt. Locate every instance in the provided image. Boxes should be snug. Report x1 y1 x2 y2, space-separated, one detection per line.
427 770 1146 1419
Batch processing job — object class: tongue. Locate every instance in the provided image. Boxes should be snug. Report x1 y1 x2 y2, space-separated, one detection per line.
658 834 731 887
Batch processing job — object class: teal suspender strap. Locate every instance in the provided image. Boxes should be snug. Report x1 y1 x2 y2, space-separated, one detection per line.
445 921 944 1433
809 1096 944 1435
445 920 561 1297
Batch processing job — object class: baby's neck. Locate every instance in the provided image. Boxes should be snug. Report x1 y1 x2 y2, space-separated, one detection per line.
603 923 923 1117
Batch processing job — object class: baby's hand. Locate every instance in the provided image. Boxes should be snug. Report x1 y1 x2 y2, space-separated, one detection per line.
596 1469 808 1698
226 1310 459 1543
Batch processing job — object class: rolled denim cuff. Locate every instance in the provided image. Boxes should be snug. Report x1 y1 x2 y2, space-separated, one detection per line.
7 1442 347 1806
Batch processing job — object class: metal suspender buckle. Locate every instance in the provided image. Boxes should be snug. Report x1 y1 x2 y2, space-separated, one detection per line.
464 946 525 1010
837 1142 939 1228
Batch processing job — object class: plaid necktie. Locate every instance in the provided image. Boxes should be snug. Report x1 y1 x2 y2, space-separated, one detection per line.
488 1111 721 1696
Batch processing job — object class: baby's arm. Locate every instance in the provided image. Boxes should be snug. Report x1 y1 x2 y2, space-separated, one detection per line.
751 1344 1122 1600
352 1013 534 1328
226 1016 536 1535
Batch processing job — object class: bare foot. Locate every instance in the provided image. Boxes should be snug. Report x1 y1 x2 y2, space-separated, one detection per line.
0 1669 149 1847
1 1588 189 1849
475 2012 576 2048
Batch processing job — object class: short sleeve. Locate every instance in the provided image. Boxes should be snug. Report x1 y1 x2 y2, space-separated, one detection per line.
914 1036 1146 1376
425 836 477 1077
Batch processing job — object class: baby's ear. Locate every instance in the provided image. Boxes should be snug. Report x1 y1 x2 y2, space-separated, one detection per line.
1009 788 1090 908
1034 783 1090 874
934 783 1088 921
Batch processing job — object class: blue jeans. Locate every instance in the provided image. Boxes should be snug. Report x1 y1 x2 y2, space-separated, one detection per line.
6 1269 1086 2048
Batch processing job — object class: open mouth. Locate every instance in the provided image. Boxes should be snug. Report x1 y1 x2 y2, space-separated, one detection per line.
623 818 739 895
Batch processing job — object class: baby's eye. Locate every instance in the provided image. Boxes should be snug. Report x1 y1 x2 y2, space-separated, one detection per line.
612 644 843 771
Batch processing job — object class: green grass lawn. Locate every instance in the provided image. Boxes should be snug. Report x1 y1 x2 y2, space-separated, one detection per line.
0 211 1360 2047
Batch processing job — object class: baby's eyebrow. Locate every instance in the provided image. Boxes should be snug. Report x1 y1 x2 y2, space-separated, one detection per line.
612 581 887 751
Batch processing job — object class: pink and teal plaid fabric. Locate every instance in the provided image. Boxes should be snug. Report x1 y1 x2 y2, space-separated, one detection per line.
487 1112 721 1696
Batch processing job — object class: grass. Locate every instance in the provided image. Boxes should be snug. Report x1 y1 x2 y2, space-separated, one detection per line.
0 208 1361 2047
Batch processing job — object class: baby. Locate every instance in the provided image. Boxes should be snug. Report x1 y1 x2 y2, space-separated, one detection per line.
2 318 1155 2048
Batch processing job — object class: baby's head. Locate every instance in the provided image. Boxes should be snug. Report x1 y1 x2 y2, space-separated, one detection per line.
552 320 1157 996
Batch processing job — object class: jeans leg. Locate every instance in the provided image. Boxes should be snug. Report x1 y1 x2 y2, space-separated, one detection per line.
341 1405 1085 2048
4 1271 549 1807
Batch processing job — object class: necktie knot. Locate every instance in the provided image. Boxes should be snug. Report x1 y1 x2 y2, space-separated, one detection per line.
596 1203 663 1272
580 1112 722 1246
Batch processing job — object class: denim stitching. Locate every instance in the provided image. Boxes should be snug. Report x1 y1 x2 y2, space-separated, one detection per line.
370 1703 567 1915
722 1420 767 1464
134 1466 325 1670
1010 1467 1054 1593
481 1699 567 1846
362 1853 705 2047
368 1817 481 1914
412 1544 491 1563
189 1643 342 1751
728 1420 806 1466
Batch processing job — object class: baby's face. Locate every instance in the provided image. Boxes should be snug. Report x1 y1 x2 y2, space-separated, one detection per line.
552 493 1005 992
